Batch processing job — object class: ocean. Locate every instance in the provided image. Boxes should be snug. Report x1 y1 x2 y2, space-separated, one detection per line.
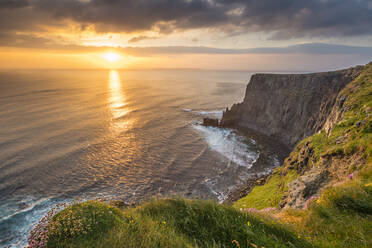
0 69 280 247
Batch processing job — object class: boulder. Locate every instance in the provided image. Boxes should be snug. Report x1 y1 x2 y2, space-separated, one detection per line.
281 167 328 209
202 118 219 127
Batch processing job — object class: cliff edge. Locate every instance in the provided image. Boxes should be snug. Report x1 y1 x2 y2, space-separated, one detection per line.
234 62 372 210
221 67 362 148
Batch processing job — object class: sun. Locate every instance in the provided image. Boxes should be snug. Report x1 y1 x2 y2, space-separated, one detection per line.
103 52 121 63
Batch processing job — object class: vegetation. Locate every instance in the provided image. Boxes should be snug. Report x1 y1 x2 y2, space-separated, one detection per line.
278 169 372 248
234 169 298 210
27 198 312 248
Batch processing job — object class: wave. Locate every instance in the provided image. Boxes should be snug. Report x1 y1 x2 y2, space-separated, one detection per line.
0 197 58 247
183 108 224 119
203 178 235 203
0 197 50 223
192 124 259 168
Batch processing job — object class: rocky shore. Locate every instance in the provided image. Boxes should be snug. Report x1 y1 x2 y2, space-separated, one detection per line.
203 64 368 209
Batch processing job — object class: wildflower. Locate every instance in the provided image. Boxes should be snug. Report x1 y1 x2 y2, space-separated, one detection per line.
246 208 258 213
261 207 276 212
162 221 166 225
347 173 353 179
304 196 318 209
232 240 241 248
247 221 251 227
246 207 276 213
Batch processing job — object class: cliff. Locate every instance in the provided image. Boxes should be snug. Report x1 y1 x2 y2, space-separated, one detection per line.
235 62 372 210
221 67 362 148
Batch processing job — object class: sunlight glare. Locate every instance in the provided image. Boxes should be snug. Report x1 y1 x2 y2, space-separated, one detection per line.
103 52 121 63
108 70 132 131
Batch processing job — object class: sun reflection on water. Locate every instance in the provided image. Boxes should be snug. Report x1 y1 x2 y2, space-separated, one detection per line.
108 70 131 130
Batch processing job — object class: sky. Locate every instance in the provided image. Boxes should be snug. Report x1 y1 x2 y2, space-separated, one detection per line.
1 0 372 71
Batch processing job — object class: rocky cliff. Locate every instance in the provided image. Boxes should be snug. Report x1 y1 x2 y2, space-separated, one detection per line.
221 67 362 148
233 62 372 210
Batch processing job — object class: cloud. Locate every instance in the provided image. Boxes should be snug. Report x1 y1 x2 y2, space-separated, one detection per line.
119 43 372 56
0 0 29 9
245 43 372 55
128 36 158 44
1 37 372 57
0 0 372 45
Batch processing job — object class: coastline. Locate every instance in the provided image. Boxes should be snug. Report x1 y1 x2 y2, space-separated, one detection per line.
223 127 290 204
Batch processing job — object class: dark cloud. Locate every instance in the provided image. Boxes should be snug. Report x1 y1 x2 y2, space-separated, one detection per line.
128 36 158 44
0 0 372 47
0 0 29 9
0 32 51 48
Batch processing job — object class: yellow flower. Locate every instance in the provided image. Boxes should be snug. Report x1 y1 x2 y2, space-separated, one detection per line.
247 221 251 227
162 221 166 225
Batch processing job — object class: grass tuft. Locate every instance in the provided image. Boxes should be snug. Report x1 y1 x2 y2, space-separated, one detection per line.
29 198 313 248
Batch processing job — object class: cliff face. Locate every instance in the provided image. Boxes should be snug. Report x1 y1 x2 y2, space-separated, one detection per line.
233 62 372 210
221 67 362 148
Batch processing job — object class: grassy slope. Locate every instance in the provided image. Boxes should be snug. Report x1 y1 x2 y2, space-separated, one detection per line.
40 199 312 248
234 63 372 247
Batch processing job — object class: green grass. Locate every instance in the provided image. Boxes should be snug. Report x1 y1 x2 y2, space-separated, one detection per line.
45 201 125 247
38 199 312 248
234 169 298 210
282 178 372 248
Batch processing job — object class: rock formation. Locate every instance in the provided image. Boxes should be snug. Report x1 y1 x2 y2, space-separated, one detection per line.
202 117 219 127
221 66 362 148
223 63 372 209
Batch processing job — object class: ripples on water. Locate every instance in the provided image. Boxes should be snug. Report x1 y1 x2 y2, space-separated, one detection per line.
0 69 279 247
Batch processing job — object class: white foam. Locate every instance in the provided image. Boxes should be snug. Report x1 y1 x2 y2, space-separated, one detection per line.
0 197 49 223
183 109 224 119
0 197 76 248
192 124 259 168
203 178 236 203
0 197 56 247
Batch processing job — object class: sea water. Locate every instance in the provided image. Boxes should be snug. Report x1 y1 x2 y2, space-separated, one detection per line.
0 69 279 247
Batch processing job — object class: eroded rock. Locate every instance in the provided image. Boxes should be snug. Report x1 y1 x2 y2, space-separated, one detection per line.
202 118 219 127
282 167 328 209
221 66 362 148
